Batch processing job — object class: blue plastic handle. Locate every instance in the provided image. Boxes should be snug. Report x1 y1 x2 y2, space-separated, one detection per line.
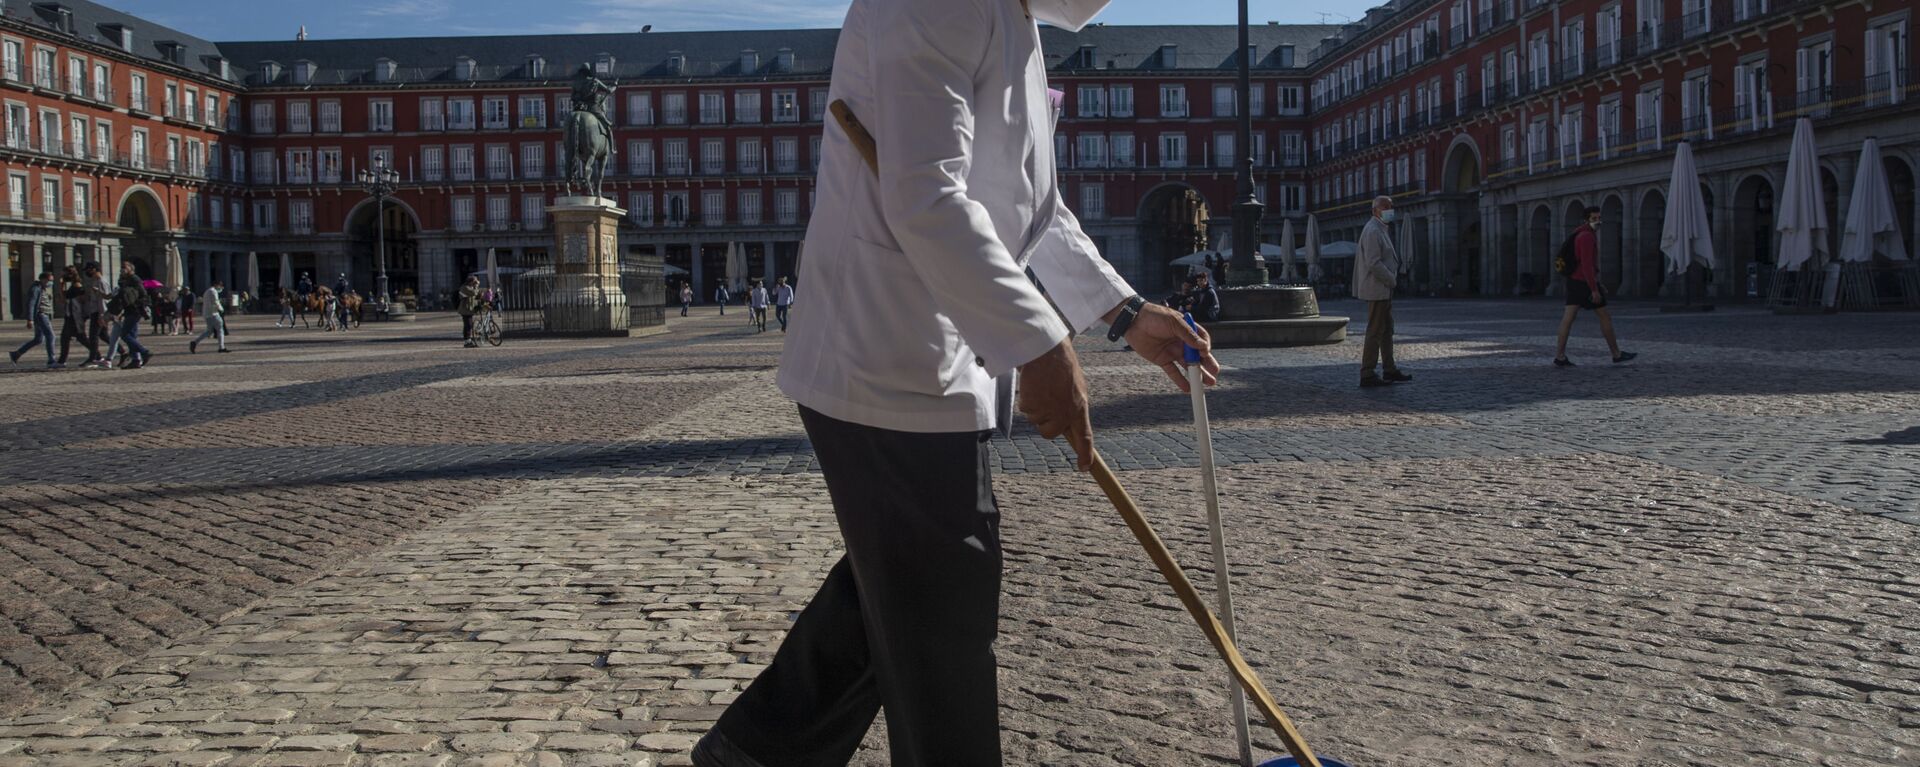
1182 312 1201 365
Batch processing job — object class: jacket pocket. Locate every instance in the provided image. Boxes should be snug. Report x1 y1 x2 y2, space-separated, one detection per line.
838 234 966 396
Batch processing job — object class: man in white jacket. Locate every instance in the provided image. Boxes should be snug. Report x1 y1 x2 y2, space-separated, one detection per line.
189 279 228 354
697 0 1218 764
1354 196 1409 387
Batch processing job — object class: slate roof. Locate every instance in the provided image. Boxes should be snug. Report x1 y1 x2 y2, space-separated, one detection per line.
0 0 233 81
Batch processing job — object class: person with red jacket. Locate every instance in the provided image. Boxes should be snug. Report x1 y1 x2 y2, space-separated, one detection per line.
1554 206 1635 366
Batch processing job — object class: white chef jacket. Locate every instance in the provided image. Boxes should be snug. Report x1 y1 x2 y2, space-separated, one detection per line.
777 0 1134 433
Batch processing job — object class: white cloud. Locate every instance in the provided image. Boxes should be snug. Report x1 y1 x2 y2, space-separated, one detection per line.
362 0 454 20
565 0 851 32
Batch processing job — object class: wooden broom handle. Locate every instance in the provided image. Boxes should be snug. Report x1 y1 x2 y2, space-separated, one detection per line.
1090 452 1323 767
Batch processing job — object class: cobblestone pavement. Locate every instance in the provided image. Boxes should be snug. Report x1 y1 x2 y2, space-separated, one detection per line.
0 300 1916 766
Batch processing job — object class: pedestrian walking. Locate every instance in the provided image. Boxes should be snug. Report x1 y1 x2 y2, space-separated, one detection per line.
277 288 295 327
458 276 483 347
9 272 57 368
714 283 730 316
679 283 693 316
1554 206 1636 366
178 286 196 334
773 276 794 332
749 281 769 332
55 267 97 367
189 279 229 353
1356 195 1411 387
105 265 152 369
692 0 1218 763
1189 269 1222 323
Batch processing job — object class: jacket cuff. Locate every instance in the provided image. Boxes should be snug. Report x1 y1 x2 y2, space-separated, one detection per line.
976 312 1071 380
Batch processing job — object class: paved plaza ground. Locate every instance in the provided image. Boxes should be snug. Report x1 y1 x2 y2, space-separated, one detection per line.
0 299 1916 767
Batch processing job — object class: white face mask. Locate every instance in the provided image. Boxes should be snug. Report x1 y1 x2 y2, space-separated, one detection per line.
1379 209 1397 224
1026 0 1112 32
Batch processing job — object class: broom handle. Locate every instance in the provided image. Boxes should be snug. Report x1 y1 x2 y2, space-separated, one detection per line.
830 102 1319 762
1090 452 1322 767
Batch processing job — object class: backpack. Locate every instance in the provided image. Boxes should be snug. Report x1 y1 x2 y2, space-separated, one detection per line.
1554 229 1579 277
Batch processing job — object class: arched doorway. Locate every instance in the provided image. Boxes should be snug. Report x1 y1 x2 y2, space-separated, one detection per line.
1440 141 1483 295
1637 189 1667 297
346 199 421 297
115 188 167 279
1137 184 1210 293
1884 156 1915 259
1600 195 1625 294
1527 205 1554 296
1732 175 1775 300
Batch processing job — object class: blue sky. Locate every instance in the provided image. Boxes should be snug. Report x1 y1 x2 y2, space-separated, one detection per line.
111 0 1374 41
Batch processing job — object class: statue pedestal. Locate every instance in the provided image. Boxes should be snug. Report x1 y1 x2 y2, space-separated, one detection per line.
1203 285 1349 348
544 197 629 335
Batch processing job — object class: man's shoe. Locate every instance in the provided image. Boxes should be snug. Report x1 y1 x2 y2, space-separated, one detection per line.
1384 370 1413 383
217 348 230 353
691 730 770 767
1553 357 1575 367
7 350 18 363
189 340 198 354
1359 376 1392 388
1612 351 1637 364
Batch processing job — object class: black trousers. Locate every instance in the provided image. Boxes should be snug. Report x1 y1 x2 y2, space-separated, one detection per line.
707 406 1003 767
58 314 98 363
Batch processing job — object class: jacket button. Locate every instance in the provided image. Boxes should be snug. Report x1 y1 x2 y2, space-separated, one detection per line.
975 356 985 367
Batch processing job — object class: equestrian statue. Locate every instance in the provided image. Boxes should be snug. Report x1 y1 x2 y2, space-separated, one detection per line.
564 64 614 200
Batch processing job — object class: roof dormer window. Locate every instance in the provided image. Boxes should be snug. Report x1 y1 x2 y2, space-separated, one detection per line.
205 55 230 80
258 60 282 82
665 51 683 75
1158 44 1179 69
740 49 758 73
775 48 794 72
292 59 315 85
527 55 546 79
101 23 134 52
455 56 477 80
372 58 396 82
594 53 615 75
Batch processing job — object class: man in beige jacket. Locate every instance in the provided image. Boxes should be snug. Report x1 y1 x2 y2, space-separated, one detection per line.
1355 195 1411 387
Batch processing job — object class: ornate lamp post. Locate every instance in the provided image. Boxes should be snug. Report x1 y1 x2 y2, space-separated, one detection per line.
357 157 401 315
1226 0 1267 287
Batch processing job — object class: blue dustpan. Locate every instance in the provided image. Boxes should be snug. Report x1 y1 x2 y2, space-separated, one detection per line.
1258 759 1354 767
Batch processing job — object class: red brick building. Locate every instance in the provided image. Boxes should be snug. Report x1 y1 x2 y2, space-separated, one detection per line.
2 0 1912 319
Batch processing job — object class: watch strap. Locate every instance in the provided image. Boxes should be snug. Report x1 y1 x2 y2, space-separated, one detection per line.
1106 295 1146 342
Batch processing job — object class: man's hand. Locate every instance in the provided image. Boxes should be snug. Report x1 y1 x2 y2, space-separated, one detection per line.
1018 339 1094 472
1115 301 1221 392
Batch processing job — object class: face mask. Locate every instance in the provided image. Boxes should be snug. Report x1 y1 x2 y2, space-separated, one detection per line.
1026 0 1112 32
1379 210 1397 224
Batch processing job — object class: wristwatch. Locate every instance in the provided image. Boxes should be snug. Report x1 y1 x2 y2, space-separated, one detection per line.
1106 295 1148 342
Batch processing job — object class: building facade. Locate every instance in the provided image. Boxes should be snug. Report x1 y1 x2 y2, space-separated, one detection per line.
0 0 1912 320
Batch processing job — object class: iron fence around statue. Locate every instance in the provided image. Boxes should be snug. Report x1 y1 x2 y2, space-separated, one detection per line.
491 251 667 334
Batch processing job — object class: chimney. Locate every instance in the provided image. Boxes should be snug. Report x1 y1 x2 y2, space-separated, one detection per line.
296 25 307 42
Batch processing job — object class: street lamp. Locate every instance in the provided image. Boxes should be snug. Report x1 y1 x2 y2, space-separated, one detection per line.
357 156 401 313
1227 0 1268 287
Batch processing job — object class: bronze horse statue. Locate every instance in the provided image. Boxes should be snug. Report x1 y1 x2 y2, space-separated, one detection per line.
563 64 613 199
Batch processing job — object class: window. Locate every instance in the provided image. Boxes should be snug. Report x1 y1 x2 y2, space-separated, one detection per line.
1281 184 1304 213
523 194 546 230
2 104 23 149
289 199 313 234
287 101 311 133
1529 34 1551 89
1249 85 1265 117
738 137 762 173
522 143 545 179
1796 39 1834 113
773 89 799 122
448 98 476 130
1597 6 1622 67
1213 84 1235 117
775 189 799 225
1079 183 1105 220
251 101 275 133
1597 98 1623 156
735 90 761 123
91 61 107 99
702 189 725 226
483 97 509 129
811 135 822 170
320 148 343 182
38 176 56 220
1866 18 1909 106
369 99 394 132
1 41 19 82
630 191 654 226
420 97 445 131
1502 125 1518 163
70 181 87 222
67 116 84 158
452 197 476 231
739 189 762 225
1563 20 1586 78
252 149 275 183
1561 108 1584 165
421 146 444 181
1213 133 1234 168
627 92 653 125
452 145 475 180
1078 85 1106 117
184 88 199 122
288 148 313 183
665 191 689 226
1110 85 1134 116
131 74 148 112
663 92 687 124
1111 133 1135 167
665 139 689 174
1734 58 1772 131
229 146 244 182
519 95 547 128
774 136 798 173
487 196 509 229
253 200 276 234
811 88 829 121
1158 132 1187 167
164 82 178 117
1681 70 1711 137
487 144 512 180
1076 133 1107 168
628 140 655 175
1160 84 1186 117
207 194 223 228
93 120 109 161
205 93 220 127
702 138 726 174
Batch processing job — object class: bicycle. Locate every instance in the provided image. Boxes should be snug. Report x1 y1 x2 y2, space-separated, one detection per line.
475 302 503 347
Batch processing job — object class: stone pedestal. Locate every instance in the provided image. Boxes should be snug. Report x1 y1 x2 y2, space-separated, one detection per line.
545 197 630 335
1204 285 1349 347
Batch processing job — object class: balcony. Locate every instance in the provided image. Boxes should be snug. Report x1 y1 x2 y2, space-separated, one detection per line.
1449 24 1467 48
1680 10 1712 40
1796 85 1834 117
127 92 150 113
1 204 111 226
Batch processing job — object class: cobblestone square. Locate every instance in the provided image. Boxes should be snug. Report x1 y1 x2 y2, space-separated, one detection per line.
1 300 1915 766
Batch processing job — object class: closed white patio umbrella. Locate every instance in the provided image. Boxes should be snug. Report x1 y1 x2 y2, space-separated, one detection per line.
1304 214 1323 282
1660 142 1715 276
279 252 293 292
1277 217 1297 282
485 247 501 288
1839 138 1909 264
165 244 185 289
1775 118 1828 272
246 251 261 298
